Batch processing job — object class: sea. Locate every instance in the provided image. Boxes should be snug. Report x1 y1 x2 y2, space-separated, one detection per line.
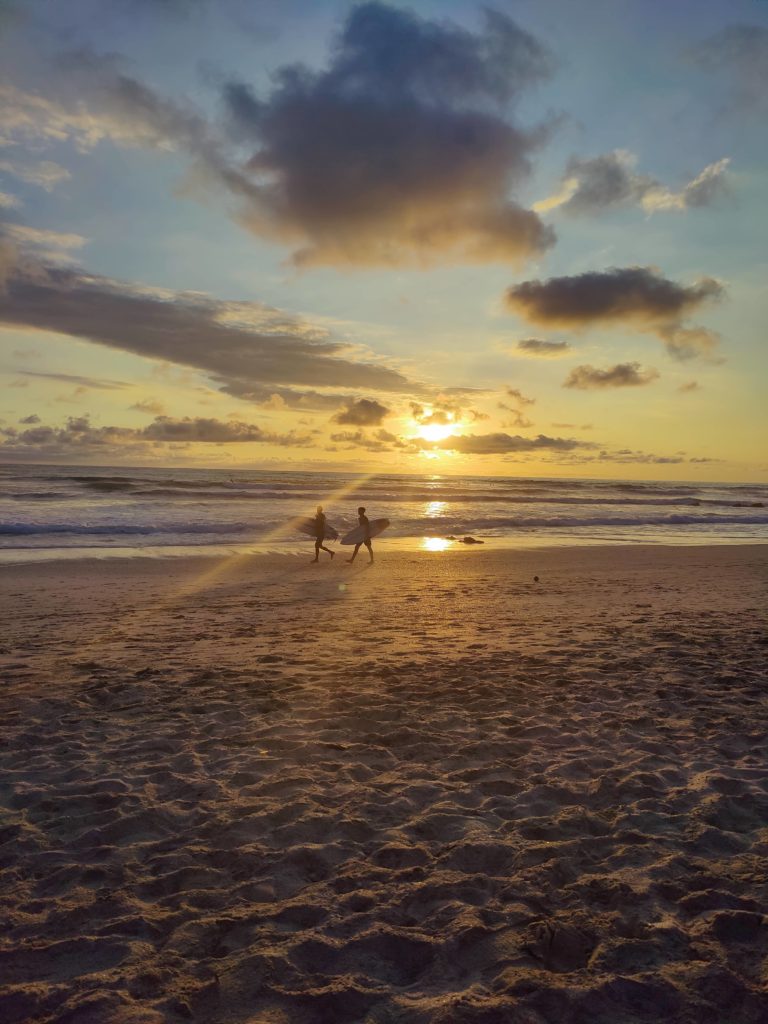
1 464 767 563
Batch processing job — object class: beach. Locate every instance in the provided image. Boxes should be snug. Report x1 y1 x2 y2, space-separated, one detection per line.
1 544 767 1023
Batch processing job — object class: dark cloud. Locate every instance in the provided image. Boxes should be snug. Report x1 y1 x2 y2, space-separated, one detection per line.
504 386 535 406
329 429 389 452
437 432 590 455
691 25 768 112
0 257 413 399
505 266 723 360
516 338 570 357
596 449 685 465
0 413 310 454
552 446 718 466
13 369 129 390
535 151 730 216
222 3 556 267
332 398 390 427
563 363 659 389
141 415 308 444
216 381 356 411
19 413 40 423
678 380 700 393
328 426 411 452
2 6 555 268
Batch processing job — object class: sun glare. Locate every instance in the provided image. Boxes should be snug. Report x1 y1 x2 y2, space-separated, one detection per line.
418 422 456 443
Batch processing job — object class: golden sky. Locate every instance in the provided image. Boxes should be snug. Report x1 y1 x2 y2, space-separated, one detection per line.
1 1 766 480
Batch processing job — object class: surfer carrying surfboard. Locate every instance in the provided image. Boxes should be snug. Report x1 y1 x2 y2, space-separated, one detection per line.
346 506 374 564
312 506 335 563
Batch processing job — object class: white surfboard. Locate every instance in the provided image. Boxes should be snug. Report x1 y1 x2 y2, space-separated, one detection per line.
297 518 339 541
340 518 390 545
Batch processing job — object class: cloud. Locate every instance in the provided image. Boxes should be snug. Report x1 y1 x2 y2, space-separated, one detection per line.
499 409 533 429
221 3 556 267
678 380 700 393
1 7 556 269
130 398 166 414
1 222 87 262
515 338 570 357
655 324 720 360
141 415 309 444
534 150 730 216
0 413 310 455
328 428 396 452
0 256 414 399
0 191 21 209
0 61 209 154
552 446 720 466
216 381 356 411
332 398 390 427
563 362 659 389
410 393 488 426
0 158 71 191
505 266 723 359
19 413 40 423
595 449 685 465
497 385 535 428
437 432 590 455
691 25 768 112
13 369 129 389
504 386 535 406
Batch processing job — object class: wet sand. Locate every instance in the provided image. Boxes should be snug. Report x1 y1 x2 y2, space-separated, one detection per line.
1 545 767 1023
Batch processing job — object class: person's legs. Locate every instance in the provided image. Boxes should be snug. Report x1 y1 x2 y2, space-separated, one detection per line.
347 543 361 563
313 538 321 562
365 540 373 563
320 543 334 559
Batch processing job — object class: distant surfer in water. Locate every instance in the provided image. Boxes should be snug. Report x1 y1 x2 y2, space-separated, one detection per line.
312 505 335 563
347 506 374 564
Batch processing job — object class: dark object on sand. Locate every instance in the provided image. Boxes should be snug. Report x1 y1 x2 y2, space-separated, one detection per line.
534 575 539 582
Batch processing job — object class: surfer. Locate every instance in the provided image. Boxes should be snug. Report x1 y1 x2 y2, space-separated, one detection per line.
312 505 335 563
346 506 374 564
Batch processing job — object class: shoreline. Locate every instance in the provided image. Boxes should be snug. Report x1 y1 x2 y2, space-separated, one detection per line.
1 533 767 567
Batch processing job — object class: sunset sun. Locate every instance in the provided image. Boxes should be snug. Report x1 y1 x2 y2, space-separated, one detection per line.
417 421 457 443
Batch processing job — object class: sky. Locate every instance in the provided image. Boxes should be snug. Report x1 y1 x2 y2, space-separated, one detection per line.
0 0 766 480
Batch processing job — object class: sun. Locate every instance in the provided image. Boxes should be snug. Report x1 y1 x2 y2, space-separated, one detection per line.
417 422 456 443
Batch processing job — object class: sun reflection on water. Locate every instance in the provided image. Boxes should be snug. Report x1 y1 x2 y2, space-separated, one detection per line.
424 500 446 518
422 537 451 552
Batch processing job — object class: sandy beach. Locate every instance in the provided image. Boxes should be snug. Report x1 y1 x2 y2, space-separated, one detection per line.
1 544 767 1023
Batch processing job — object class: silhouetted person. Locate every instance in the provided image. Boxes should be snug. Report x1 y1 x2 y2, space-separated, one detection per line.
312 505 334 563
347 506 373 564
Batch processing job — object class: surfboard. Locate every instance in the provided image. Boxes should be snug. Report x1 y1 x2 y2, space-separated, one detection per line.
297 518 339 541
340 518 390 545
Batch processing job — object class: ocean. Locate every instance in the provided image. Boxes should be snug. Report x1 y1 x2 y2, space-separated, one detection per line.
1 464 766 563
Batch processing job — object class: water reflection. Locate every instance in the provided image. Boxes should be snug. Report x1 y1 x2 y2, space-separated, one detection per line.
424 500 446 518
422 537 451 552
